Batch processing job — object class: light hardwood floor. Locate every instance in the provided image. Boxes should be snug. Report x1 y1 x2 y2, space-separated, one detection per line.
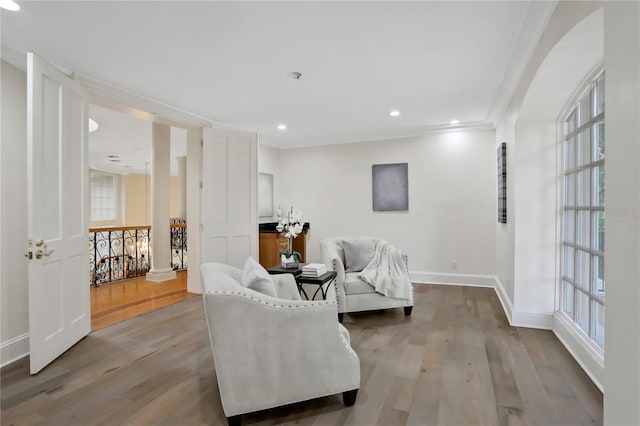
1 284 602 425
91 271 197 330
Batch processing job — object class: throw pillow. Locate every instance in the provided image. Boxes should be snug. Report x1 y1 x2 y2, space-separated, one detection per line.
343 239 376 272
241 257 278 298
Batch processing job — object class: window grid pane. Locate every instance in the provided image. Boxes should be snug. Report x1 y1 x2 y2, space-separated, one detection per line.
579 129 591 167
593 301 604 348
577 250 590 291
90 173 116 222
566 137 576 170
564 246 575 281
578 169 591 206
565 173 576 207
576 290 590 334
563 281 574 318
564 211 575 243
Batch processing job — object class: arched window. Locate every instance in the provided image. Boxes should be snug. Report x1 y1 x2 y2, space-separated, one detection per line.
560 70 605 349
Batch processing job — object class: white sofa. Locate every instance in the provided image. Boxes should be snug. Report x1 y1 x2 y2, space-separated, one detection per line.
200 262 360 426
320 237 414 322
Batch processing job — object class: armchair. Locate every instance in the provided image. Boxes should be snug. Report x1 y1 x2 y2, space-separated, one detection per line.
200 262 360 426
320 237 414 322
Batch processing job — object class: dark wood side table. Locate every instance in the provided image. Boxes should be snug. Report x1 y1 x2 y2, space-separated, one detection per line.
296 271 338 301
266 264 303 278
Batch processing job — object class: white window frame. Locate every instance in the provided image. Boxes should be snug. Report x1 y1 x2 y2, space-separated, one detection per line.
558 67 605 353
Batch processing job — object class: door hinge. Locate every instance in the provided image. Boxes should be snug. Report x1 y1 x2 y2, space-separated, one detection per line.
199 224 204 232
199 181 203 189
200 139 204 147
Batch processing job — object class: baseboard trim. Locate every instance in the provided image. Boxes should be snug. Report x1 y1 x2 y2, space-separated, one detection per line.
409 271 496 287
1 333 29 368
553 313 604 392
511 310 553 329
493 277 513 325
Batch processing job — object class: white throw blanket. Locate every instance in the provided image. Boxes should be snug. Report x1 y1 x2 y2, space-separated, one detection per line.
358 240 411 299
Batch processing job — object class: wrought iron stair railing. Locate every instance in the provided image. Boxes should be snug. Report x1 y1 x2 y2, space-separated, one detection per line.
89 223 187 287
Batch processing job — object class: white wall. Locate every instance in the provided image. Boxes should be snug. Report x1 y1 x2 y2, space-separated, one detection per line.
266 130 497 279
0 60 29 365
603 2 640 424
512 121 558 319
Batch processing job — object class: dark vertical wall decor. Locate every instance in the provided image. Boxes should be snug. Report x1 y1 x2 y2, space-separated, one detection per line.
372 163 409 211
497 143 507 223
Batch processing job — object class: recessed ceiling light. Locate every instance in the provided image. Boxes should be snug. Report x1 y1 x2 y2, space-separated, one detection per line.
277 124 287 130
389 110 400 117
449 120 460 125
109 159 121 163
0 0 20 11
88 118 99 133
107 154 121 158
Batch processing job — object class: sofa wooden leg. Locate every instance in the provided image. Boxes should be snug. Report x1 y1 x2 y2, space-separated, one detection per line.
343 389 358 406
338 313 344 323
227 415 241 426
404 306 413 316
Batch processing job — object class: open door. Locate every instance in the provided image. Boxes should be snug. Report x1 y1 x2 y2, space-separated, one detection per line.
27 52 90 374
201 128 258 268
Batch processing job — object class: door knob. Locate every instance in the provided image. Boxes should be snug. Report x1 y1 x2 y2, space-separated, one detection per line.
35 249 54 259
34 240 44 247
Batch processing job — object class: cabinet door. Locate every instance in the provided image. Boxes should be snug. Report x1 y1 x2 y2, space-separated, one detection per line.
258 233 277 268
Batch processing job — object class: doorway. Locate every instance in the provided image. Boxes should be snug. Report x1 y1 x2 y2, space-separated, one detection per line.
87 104 194 330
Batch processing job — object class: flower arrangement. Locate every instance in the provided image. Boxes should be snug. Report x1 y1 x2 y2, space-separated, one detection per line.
276 207 305 266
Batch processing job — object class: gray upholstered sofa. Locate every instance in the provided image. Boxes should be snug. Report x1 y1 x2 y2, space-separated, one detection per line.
200 262 360 426
320 237 414 322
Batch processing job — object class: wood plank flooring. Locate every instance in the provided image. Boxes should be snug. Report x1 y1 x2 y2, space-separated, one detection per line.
1 284 602 425
91 271 197 330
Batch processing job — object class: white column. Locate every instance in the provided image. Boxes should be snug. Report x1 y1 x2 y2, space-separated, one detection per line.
177 155 187 220
146 122 177 282
186 127 203 293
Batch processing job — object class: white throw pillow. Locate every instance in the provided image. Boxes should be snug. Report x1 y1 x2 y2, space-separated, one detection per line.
343 239 376 272
241 257 278 298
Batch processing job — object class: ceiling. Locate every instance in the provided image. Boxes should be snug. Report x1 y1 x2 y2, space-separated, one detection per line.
1 1 557 174
88 104 186 175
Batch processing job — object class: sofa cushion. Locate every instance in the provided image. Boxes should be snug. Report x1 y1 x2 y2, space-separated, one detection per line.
241 257 277 298
344 272 376 295
343 239 376 272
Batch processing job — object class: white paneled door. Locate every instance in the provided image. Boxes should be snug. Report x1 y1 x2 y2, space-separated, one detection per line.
201 128 258 268
27 53 90 374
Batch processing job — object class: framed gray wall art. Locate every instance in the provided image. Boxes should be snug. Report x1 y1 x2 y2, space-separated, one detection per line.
497 143 507 223
258 172 274 218
372 163 409 211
